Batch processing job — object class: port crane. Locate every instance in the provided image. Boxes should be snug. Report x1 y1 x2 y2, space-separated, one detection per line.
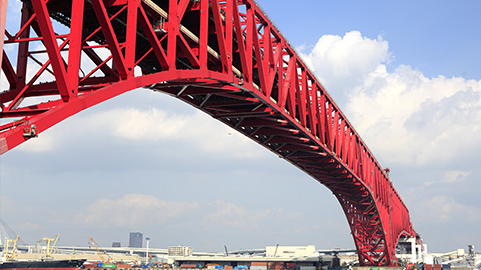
89 237 112 263
36 234 60 258
3 234 19 261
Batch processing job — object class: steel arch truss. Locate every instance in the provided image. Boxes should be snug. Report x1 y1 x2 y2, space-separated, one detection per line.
0 0 416 265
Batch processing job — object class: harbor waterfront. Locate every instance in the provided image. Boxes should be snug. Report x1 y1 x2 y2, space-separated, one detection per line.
2 243 480 270
0 216 478 270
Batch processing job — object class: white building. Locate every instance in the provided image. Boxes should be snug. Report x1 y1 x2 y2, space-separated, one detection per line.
266 245 318 258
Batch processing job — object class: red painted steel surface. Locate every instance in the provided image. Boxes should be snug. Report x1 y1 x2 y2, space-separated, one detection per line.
0 0 417 265
0 0 7 70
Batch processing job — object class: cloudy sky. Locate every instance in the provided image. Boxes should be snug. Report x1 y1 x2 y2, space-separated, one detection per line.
1 0 481 254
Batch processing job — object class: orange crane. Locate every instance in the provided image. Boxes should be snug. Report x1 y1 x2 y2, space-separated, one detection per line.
89 237 112 264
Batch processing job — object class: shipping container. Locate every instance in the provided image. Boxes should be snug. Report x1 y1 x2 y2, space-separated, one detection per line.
251 262 268 267
83 263 98 268
180 264 198 268
250 266 268 270
269 262 284 270
299 266 316 270
285 263 296 268
116 263 132 269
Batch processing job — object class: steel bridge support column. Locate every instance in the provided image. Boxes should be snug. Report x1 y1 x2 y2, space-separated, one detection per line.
410 237 416 262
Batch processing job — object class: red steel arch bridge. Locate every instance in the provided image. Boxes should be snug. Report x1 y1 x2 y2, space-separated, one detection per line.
0 0 418 266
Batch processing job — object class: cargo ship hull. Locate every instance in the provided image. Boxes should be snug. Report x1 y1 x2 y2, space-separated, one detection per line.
0 259 86 270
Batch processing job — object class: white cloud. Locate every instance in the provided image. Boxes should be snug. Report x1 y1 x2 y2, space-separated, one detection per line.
0 196 15 215
415 195 481 223
73 194 199 228
299 31 390 96
17 104 268 160
6 0 22 28
72 195 301 233
108 107 264 157
200 200 293 230
300 31 481 167
16 131 55 152
16 222 42 231
292 224 321 234
299 33 481 251
346 65 481 166
441 170 472 183
0 71 7 91
110 108 191 140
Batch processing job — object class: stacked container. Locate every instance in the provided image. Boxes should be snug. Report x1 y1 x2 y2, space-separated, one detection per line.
250 262 268 270
268 262 284 270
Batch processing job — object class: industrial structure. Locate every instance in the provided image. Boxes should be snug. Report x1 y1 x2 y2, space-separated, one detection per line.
1 242 479 270
0 0 418 266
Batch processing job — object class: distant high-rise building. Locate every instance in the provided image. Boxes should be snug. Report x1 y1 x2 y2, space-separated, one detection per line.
129 232 143 248
112 242 121 247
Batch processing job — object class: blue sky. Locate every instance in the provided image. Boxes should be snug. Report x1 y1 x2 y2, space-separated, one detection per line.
1 0 481 254
260 0 481 80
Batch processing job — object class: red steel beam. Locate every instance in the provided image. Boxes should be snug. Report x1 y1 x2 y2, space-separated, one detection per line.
30 0 72 102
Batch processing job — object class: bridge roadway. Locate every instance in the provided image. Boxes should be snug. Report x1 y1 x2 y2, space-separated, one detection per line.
0 0 418 266
52 246 357 257
11 245 358 266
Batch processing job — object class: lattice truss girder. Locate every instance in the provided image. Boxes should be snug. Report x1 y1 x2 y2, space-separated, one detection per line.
0 0 416 266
